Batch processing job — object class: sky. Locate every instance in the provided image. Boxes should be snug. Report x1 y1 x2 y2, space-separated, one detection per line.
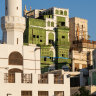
0 0 96 41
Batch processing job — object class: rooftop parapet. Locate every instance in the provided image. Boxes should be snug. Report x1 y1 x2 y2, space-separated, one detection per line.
72 39 96 50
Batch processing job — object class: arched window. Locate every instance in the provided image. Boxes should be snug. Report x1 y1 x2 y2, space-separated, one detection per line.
8 68 23 83
9 52 23 65
64 10 67 16
60 10 63 15
55 10 59 14
47 21 50 27
51 22 54 27
48 33 54 45
9 68 23 74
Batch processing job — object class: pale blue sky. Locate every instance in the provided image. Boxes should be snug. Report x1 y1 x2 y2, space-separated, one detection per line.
0 0 96 40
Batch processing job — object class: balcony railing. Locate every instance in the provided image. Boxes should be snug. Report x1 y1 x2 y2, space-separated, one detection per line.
38 74 48 84
54 74 64 84
4 73 15 83
22 74 32 83
4 73 32 83
4 73 65 84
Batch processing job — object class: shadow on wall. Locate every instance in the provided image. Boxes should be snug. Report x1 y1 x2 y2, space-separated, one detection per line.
92 91 96 96
92 49 96 69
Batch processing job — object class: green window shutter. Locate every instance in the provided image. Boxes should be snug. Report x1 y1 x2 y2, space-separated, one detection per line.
51 22 54 27
47 21 50 27
60 10 63 15
64 11 67 16
55 10 59 14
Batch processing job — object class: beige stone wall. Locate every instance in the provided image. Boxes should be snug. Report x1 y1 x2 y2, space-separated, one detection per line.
72 47 94 71
69 17 88 46
69 18 75 45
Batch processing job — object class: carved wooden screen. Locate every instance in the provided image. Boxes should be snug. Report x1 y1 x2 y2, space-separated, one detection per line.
8 68 23 83
54 91 64 96
9 52 23 65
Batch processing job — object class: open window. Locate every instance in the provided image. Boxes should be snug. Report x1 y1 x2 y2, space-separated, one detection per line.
44 57 46 61
61 22 65 26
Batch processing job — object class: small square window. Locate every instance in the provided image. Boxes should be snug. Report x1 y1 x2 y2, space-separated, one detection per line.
62 54 65 57
40 40 42 42
61 22 65 26
49 40 53 44
37 35 39 38
62 36 65 38
33 35 35 38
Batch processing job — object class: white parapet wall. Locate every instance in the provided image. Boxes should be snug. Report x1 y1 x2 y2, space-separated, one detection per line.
0 72 70 96
91 86 96 95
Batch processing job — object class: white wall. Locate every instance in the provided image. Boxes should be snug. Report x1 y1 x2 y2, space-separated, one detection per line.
0 44 41 74
5 0 22 17
0 73 70 96
1 16 26 45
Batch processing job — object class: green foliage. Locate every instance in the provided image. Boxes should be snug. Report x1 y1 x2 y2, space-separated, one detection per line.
41 65 49 73
29 18 46 27
73 87 91 96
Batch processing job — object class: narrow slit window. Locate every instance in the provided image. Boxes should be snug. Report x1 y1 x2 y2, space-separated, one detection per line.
17 38 18 44
44 57 46 61
33 35 35 38
17 7 18 10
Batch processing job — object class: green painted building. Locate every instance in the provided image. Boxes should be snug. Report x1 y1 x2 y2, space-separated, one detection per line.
24 7 71 73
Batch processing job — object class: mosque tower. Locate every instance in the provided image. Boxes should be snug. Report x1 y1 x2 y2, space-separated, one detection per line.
1 0 26 45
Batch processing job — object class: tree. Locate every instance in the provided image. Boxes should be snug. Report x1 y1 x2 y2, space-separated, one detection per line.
73 87 91 96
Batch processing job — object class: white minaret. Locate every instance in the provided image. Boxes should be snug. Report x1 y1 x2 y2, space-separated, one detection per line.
1 0 26 45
